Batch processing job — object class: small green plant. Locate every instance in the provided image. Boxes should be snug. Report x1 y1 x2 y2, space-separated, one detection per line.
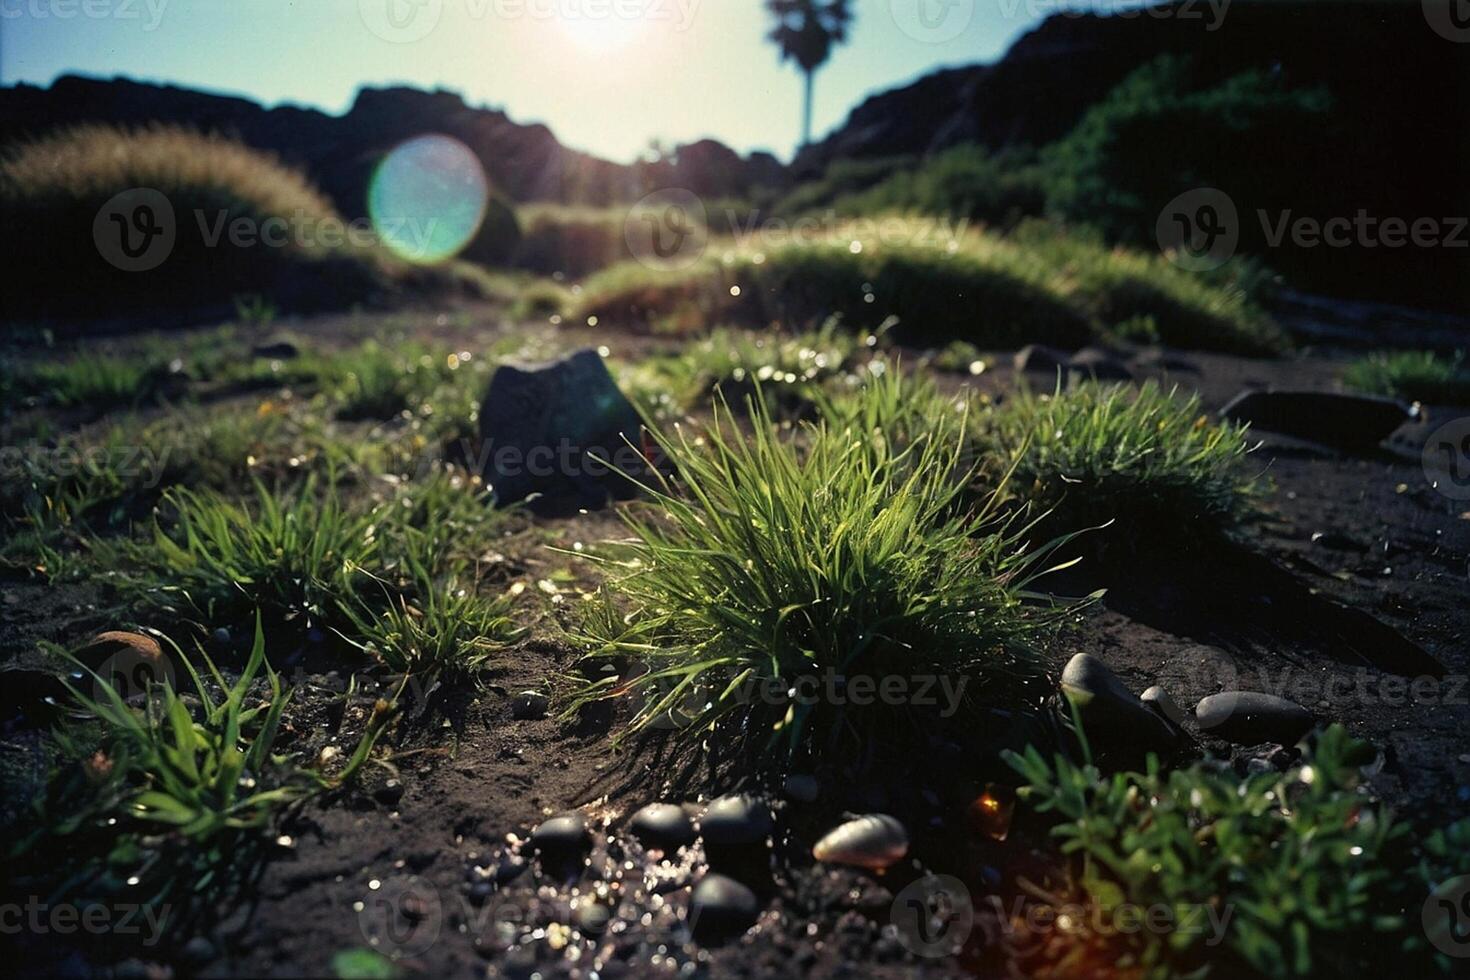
982 381 1260 540
16 353 171 409
1343 350 1470 404
327 342 458 421
927 339 988 374
1005 723 1469 978
233 293 279 328
120 478 381 628
569 375 1077 759
4 619 395 940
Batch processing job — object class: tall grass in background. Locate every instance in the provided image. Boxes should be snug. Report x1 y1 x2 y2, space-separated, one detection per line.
0 124 388 319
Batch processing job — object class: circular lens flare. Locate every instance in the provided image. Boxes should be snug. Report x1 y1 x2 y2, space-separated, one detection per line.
368 134 488 264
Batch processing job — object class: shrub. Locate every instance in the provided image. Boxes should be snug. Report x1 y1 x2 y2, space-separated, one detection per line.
1343 350 1470 405
0 124 390 319
568 374 1072 761
576 219 1285 354
829 144 1047 229
512 204 630 277
981 381 1259 542
1006 723 1470 978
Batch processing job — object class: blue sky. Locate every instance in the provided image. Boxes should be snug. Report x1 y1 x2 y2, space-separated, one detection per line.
1 0 1068 162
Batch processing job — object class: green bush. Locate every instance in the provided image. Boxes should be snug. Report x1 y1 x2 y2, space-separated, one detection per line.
829 145 1047 229
1343 350 1470 404
0 124 394 319
568 373 1072 761
981 381 1260 542
1006 723 1470 978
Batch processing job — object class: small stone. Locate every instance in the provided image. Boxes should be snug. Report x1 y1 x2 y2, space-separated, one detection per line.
1061 654 1176 751
782 774 819 803
1196 692 1315 745
574 902 611 935
1068 348 1134 382
530 813 590 857
1220 389 1416 452
812 814 909 870
374 779 404 806
689 873 759 943
179 936 215 965
211 627 231 645
1141 685 1187 727
1310 530 1363 552
1013 344 1070 375
511 690 549 720
629 803 695 850
76 630 164 668
698 795 773 847
251 338 301 360
467 881 494 906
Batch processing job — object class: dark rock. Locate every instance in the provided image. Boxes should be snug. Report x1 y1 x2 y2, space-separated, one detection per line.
511 690 549 720
477 349 650 513
574 902 611 935
1013 344 1070 375
1060 654 1177 752
1195 692 1315 745
467 881 494 906
698 795 773 847
1220 390 1416 452
1068 348 1134 382
374 779 404 806
1310 530 1364 553
0 668 68 727
689 874 759 943
530 813 590 857
629 803 695 850
179 936 215 966
782 774 819 803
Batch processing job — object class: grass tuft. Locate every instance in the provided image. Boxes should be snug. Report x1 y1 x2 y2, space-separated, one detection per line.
568 373 1077 760
1342 349 1470 405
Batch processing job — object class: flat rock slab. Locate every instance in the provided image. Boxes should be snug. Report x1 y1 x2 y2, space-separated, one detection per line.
478 348 650 513
1220 389 1417 452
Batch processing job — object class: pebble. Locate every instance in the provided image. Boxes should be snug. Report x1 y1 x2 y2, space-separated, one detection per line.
629 802 695 850
1140 685 1186 727
374 779 404 806
511 690 550 720
689 873 759 942
1196 692 1315 745
812 814 909 870
1060 654 1176 751
530 813 590 856
212 627 231 645
698 795 773 846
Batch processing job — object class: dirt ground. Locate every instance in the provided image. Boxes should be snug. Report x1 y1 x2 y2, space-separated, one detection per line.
3 304 1468 978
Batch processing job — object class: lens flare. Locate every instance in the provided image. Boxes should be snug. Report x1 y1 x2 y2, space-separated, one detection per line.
368 134 488 264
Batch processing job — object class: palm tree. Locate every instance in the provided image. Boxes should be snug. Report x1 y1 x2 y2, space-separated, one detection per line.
765 0 854 149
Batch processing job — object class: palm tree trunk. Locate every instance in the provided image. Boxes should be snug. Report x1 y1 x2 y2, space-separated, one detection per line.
801 69 814 148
